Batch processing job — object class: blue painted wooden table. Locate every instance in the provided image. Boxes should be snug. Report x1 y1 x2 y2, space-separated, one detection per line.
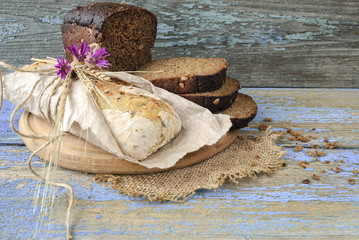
1 0 359 238
1 88 359 239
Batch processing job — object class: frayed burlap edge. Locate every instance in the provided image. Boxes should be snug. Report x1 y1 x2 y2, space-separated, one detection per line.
94 130 286 202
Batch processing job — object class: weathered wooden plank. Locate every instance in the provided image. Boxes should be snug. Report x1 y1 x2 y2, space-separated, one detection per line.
244 88 359 148
1 145 358 239
0 0 358 87
0 100 23 145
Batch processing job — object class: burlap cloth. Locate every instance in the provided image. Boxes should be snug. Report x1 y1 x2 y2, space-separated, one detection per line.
94 130 286 202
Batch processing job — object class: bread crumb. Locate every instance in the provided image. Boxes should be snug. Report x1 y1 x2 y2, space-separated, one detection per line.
302 179 311 184
263 117 273 122
348 178 355 185
286 128 310 142
294 145 304 151
321 170 326 173
353 168 359 176
298 161 309 169
323 141 339 149
311 144 320 149
258 123 270 131
332 167 341 173
307 149 326 157
323 160 330 164
296 135 311 143
312 174 320 181
340 159 344 163
289 136 296 141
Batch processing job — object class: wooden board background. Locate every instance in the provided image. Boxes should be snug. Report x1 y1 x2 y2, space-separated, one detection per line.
0 0 358 87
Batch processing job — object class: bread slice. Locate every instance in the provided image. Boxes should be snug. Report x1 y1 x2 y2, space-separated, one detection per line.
179 77 241 112
219 93 258 129
62 3 157 71
134 57 227 94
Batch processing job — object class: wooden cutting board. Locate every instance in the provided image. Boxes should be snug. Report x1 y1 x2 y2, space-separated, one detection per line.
19 112 240 174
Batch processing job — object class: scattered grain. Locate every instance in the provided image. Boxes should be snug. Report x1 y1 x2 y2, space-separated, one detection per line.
307 149 326 157
353 168 359 176
263 117 273 122
294 145 304 151
258 123 270 131
348 178 355 185
311 144 320 149
312 174 320 181
298 161 309 169
213 98 220 105
289 136 296 141
323 141 339 149
302 179 311 184
332 167 341 173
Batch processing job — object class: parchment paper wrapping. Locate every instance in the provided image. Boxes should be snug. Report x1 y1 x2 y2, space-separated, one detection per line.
2 67 232 169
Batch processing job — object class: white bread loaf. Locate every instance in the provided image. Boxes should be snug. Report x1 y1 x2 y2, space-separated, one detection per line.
95 80 182 160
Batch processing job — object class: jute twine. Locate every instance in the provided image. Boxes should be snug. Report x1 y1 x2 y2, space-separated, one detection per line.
0 54 115 239
95 130 286 202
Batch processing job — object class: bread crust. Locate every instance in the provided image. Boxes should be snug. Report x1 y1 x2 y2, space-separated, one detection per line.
63 2 155 30
149 67 227 94
61 3 157 71
179 77 241 112
135 57 228 93
219 93 258 129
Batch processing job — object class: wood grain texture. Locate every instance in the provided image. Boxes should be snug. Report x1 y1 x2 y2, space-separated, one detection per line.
1 88 358 239
0 0 358 87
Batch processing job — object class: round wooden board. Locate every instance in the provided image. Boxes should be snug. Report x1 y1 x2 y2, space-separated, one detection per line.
19 112 240 174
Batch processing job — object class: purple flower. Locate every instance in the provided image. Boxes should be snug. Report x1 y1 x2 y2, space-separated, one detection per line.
86 47 111 68
54 57 71 79
67 41 90 62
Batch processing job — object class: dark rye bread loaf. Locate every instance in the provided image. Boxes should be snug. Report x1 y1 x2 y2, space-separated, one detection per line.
179 77 241 112
134 57 227 94
62 2 157 71
219 93 258 129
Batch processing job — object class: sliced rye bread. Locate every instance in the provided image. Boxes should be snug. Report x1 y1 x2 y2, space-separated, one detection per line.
179 77 241 112
133 57 227 94
219 93 258 129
